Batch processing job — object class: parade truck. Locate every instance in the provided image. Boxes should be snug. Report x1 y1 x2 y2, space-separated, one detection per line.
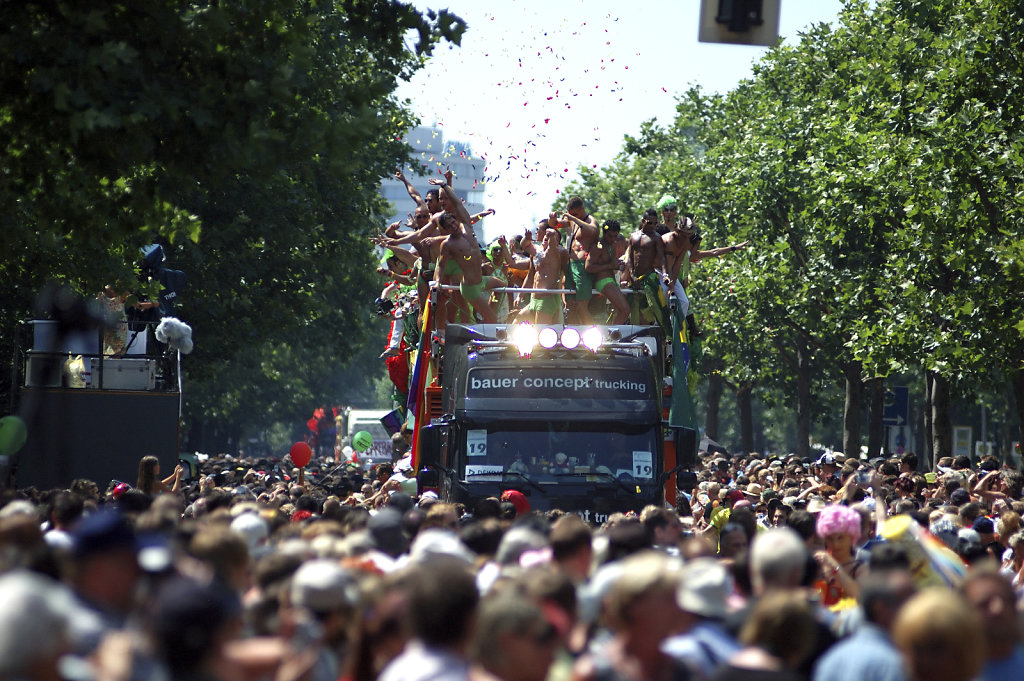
417 322 696 521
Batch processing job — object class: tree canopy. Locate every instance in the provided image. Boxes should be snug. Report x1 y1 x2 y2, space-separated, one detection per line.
1 0 465 449
564 0 1024 460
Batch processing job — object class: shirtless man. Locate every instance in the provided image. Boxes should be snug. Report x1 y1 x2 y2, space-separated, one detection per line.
429 178 496 324
660 196 748 321
551 196 599 324
623 208 670 335
376 211 448 323
585 220 630 324
515 225 566 324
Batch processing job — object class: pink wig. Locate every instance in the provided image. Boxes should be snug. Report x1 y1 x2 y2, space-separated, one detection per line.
815 504 861 543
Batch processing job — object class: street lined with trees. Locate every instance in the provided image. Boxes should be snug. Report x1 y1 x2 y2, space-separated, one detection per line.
565 0 1024 463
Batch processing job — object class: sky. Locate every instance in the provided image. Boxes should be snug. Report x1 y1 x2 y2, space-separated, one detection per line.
395 0 846 241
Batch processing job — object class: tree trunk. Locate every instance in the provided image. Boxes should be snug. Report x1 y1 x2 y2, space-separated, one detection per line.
795 337 811 460
867 378 885 458
842 361 862 459
1012 368 1024 462
738 383 754 454
706 372 723 440
931 372 952 464
924 374 934 469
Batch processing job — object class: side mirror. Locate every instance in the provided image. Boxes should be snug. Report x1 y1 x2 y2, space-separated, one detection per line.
673 426 698 470
418 422 445 468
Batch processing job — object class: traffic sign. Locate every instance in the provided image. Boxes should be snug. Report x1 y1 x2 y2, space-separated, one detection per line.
882 386 909 426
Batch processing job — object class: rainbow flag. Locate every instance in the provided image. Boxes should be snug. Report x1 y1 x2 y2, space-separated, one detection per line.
407 299 435 471
881 515 967 588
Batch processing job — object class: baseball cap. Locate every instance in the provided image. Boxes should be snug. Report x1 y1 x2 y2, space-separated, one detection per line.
949 488 971 506
71 509 138 559
500 489 530 517
972 517 995 535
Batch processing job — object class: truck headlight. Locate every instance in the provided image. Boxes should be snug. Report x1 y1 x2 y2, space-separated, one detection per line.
512 323 538 356
560 327 581 349
582 326 603 351
538 327 559 349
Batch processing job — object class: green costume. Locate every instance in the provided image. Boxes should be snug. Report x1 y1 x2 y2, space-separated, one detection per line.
594 276 616 293
443 258 461 277
525 294 561 318
459 280 486 301
566 260 594 301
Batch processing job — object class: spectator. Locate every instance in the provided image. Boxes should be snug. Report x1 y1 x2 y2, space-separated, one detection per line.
150 576 243 681
136 455 182 496
573 551 691 681
714 591 817 681
0 570 69 681
470 592 559 681
961 570 1024 680
813 567 916 681
663 558 740 679
891 588 984 681
379 556 479 681
814 505 865 605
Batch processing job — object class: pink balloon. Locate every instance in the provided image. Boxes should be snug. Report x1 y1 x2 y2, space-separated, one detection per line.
290 442 312 468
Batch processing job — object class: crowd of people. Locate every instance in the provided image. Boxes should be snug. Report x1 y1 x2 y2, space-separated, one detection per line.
1 443 1023 681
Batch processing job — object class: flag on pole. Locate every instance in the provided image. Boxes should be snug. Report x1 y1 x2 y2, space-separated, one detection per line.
407 299 435 471
668 295 698 429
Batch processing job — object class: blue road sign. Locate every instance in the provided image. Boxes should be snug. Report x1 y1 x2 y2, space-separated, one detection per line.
883 386 909 426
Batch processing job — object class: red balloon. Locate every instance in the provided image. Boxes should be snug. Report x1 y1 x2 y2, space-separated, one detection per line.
290 441 312 468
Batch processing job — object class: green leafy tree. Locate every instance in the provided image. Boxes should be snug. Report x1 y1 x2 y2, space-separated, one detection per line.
0 0 465 447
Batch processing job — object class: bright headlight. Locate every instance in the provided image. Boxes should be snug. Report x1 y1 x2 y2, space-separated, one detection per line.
512 323 538 357
538 327 559 349
582 326 603 351
560 327 581 349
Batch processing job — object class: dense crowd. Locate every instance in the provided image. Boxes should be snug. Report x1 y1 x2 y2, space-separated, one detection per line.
1 443 1023 681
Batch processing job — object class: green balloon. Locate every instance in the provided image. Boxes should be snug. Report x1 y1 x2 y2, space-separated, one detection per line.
352 430 373 453
0 416 28 456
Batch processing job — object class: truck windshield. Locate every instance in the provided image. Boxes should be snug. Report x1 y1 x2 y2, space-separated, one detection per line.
462 423 659 483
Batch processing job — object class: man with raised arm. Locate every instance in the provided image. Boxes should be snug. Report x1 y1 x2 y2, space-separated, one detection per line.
585 220 630 324
553 196 599 324
375 212 445 322
429 178 496 324
660 195 748 324
515 225 565 324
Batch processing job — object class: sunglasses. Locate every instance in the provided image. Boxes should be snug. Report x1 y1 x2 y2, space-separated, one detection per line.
662 205 677 212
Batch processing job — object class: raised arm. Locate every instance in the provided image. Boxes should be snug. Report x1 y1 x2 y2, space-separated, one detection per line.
622 236 635 284
691 241 749 263
386 247 418 269
429 178 474 233
395 168 426 209
519 229 541 258
471 208 496 225
379 223 435 247
561 211 598 242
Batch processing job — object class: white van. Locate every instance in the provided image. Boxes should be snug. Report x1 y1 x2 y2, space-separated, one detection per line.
343 409 393 463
